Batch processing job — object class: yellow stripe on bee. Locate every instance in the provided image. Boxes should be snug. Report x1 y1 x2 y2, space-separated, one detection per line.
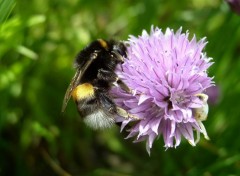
72 83 94 101
98 39 108 49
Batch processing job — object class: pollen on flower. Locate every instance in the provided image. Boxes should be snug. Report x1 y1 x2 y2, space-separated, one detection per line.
111 26 214 154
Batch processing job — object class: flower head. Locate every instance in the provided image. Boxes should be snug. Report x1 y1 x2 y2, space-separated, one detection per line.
112 26 214 154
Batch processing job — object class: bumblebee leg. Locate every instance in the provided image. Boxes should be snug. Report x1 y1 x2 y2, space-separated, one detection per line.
97 69 132 94
96 91 122 119
97 69 117 82
115 78 132 94
116 107 139 120
97 92 138 119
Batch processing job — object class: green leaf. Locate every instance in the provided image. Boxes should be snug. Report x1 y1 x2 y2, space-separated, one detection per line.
0 0 15 24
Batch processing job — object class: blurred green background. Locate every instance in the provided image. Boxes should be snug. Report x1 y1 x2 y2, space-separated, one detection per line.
1 0 240 175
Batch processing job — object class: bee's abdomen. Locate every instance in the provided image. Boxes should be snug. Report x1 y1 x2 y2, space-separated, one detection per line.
72 83 116 129
72 83 95 101
75 98 115 129
72 83 97 116
83 109 115 129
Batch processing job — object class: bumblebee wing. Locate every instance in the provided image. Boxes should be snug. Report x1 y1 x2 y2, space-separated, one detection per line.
61 68 81 113
61 58 94 113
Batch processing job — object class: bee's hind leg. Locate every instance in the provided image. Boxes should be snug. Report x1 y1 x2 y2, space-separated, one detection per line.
116 107 139 120
114 78 133 94
97 69 137 120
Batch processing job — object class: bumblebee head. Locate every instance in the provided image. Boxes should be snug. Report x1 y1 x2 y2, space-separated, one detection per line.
112 41 127 58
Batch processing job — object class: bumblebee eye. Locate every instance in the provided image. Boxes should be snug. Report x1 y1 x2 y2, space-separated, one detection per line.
118 49 126 57
113 43 127 58
111 51 124 62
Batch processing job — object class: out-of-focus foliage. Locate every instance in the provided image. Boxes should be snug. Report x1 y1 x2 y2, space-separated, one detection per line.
0 0 240 175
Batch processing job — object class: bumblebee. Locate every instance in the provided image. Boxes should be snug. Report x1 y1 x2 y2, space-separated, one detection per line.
62 39 136 129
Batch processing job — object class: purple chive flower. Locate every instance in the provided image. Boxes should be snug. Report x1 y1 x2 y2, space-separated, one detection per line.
226 0 240 15
112 26 214 154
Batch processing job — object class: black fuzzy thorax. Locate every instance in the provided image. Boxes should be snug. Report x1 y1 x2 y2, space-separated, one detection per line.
74 40 126 89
